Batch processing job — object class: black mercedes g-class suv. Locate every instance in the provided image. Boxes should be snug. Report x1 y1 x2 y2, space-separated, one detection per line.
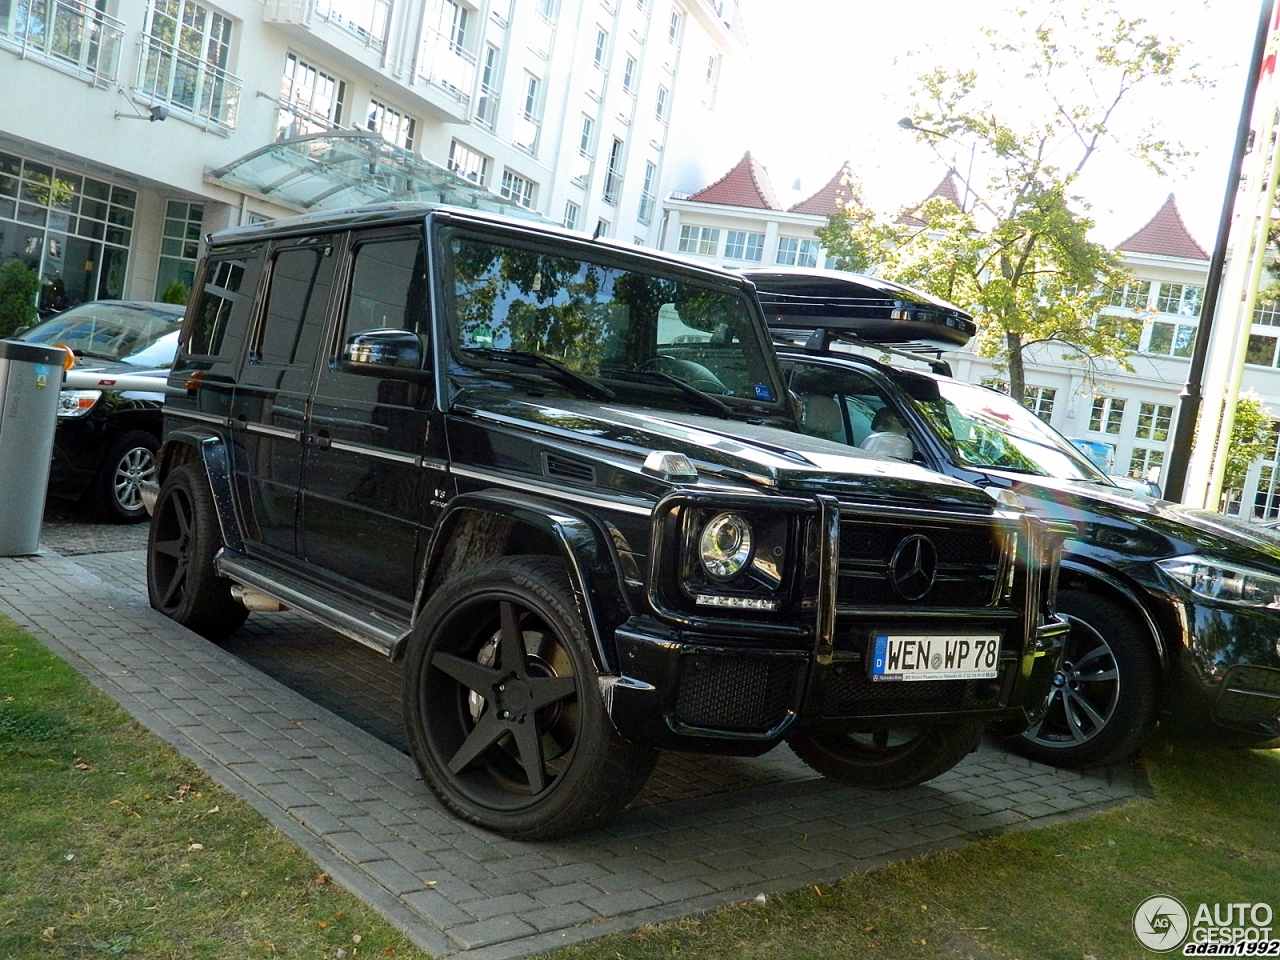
145 203 1067 838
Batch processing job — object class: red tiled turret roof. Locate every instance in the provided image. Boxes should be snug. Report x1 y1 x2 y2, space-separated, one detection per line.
1116 194 1209 261
897 173 963 226
788 162 860 216
687 151 781 210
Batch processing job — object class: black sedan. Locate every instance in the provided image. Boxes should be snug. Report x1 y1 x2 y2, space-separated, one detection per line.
747 266 1280 767
19 300 184 522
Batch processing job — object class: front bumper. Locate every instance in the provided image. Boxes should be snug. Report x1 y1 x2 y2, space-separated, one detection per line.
604 614 1067 753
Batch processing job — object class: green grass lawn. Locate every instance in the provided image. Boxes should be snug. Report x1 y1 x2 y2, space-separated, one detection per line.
0 618 431 960
4 612 1279 960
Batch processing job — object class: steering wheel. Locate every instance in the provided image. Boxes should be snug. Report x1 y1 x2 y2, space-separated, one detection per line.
641 355 729 394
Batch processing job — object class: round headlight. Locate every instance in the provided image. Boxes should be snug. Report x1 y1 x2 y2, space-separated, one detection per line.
699 512 753 580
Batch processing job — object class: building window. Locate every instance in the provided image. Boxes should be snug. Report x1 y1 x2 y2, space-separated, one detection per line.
447 140 488 185
155 200 203 300
367 99 415 149
667 8 681 42
678 224 719 256
634 236 645 245
1024 386 1056 423
1108 279 1151 310
578 114 594 156
1136 402 1173 443
535 0 555 17
1146 320 1196 358
725 230 764 262
0 151 136 309
593 27 607 67
706 53 718 82
1089 396 1125 435
1156 282 1203 318
500 169 534 208
1129 446 1164 482
776 237 819 267
140 0 237 128
638 161 656 224
1248 333 1279 367
475 45 499 126
563 201 580 231
655 85 668 122
315 0 390 46
595 218 610 238
603 138 624 204
523 73 540 119
447 0 469 51
1255 300 1280 327
623 56 636 92
276 53 345 140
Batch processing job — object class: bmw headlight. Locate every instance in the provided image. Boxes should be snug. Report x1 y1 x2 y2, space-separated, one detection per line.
1157 555 1280 609
56 389 101 418
699 512 754 580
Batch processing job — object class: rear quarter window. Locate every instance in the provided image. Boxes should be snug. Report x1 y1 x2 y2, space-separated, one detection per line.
185 253 260 359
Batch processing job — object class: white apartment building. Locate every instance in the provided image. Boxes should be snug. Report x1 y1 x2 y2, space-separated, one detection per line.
0 0 747 308
658 152 854 268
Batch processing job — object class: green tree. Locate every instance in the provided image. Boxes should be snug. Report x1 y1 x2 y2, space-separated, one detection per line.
1222 391 1273 498
818 0 1203 403
160 280 190 305
0 260 41 338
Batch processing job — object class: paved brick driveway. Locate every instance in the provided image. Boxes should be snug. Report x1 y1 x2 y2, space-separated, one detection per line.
2 510 1145 958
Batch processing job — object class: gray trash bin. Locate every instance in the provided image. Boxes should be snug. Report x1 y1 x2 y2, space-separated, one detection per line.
0 339 64 556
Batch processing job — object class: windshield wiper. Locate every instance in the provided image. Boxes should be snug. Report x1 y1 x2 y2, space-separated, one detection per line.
602 368 732 419
463 349 615 401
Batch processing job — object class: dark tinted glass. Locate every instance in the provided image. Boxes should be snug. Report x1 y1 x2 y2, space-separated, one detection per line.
345 237 427 336
257 248 321 365
188 259 246 357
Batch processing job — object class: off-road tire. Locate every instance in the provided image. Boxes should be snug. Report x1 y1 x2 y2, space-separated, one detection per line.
146 463 248 639
403 555 657 839
787 721 984 789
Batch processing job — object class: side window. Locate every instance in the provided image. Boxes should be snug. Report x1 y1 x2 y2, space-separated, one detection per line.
788 363 902 447
187 258 247 357
344 236 427 338
254 247 326 365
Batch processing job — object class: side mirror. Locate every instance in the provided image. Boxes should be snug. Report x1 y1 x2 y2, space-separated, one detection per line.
862 432 915 461
340 328 429 380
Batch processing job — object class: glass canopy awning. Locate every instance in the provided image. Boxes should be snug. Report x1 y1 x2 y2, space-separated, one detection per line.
207 131 543 219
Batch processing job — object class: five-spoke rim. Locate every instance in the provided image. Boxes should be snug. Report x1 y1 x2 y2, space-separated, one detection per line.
422 595 580 809
150 486 193 612
113 446 156 512
1024 616 1120 747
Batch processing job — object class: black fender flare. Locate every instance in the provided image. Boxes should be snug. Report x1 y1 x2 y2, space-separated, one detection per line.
1058 557 1174 692
157 429 243 554
408 491 635 673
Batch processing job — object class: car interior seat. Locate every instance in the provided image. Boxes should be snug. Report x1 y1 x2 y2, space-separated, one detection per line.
799 394 846 443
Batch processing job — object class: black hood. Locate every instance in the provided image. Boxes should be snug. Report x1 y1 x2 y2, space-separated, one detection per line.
470 398 1004 514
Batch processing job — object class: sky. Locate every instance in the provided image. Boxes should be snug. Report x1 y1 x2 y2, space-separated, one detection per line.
725 0 1261 248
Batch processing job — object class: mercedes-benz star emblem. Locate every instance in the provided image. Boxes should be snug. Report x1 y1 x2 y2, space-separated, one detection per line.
889 534 938 600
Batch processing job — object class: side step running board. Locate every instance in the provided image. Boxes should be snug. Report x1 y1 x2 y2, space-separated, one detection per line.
216 553 410 657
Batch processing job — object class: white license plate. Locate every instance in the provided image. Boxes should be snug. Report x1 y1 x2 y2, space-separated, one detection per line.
870 634 1001 682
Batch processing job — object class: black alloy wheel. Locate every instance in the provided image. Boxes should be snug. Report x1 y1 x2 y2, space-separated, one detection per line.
403 556 657 839
146 463 248 639
1011 589 1157 768
787 721 985 789
93 429 158 523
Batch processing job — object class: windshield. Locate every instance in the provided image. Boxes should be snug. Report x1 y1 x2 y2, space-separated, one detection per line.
910 377 1108 481
446 235 783 410
22 303 183 364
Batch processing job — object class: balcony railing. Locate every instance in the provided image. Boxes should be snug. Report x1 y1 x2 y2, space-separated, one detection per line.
136 33 240 131
585 61 605 100
638 193 654 224
474 83 498 127
603 168 622 205
528 10 554 58
315 0 389 49
570 150 591 181
418 26 476 101
0 0 124 86
512 112 540 152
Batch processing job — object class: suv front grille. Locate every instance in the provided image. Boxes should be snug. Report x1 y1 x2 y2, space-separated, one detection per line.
674 655 798 731
837 520 1009 609
820 656 1012 718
